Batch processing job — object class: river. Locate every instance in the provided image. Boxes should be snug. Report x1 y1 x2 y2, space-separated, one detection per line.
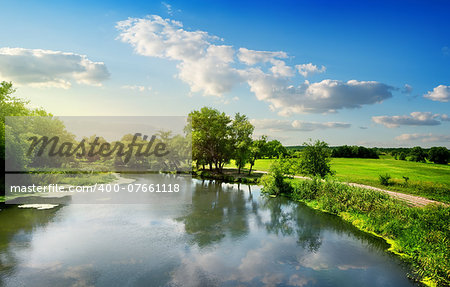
0 175 417 286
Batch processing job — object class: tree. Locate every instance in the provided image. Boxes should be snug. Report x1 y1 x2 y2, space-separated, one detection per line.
248 135 267 175
299 139 334 178
409 146 427 162
265 140 287 158
231 113 254 174
428 147 450 164
186 107 233 172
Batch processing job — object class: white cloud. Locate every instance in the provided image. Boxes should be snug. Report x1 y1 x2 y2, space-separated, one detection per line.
372 112 447 128
117 16 242 97
296 63 326 77
424 85 450 102
395 133 450 143
246 77 393 115
117 15 394 115
237 48 288 65
162 2 173 15
121 85 151 92
251 118 351 132
0 47 109 89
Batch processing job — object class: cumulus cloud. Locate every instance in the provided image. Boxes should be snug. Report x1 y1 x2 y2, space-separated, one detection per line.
372 112 448 128
424 85 450 102
247 77 393 115
237 48 288 65
117 15 394 115
0 47 109 89
251 118 351 132
296 63 326 77
395 133 450 143
117 16 242 97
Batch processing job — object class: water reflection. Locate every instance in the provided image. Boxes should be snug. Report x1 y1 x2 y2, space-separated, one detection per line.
176 180 249 246
0 177 416 286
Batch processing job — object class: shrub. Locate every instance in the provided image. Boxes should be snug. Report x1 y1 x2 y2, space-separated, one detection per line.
378 173 391 186
259 161 293 195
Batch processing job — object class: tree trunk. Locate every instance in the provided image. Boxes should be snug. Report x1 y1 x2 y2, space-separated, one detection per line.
238 165 241 174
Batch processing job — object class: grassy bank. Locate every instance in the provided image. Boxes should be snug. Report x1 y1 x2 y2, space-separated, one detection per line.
227 158 450 203
260 176 450 286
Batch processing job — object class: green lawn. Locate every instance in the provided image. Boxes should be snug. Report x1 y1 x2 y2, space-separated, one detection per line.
227 157 450 202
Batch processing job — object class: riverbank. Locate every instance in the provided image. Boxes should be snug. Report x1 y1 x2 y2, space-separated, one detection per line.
192 168 263 184
260 176 449 287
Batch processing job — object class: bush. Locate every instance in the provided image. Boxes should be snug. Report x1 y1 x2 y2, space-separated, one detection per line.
259 161 293 195
378 173 391 186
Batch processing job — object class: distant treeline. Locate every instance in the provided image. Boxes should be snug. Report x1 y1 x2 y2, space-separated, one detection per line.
287 145 449 164
330 145 379 159
382 147 449 164
287 145 379 159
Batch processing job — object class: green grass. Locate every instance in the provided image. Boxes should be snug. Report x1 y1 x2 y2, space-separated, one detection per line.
226 157 450 203
331 157 450 186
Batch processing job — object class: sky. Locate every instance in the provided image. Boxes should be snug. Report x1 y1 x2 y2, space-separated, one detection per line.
1 0 449 147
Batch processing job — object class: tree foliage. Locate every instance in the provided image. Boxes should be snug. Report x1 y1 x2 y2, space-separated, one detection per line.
409 146 427 163
187 107 234 172
248 135 267 174
231 113 254 173
428 147 449 164
299 139 334 178
331 145 379 159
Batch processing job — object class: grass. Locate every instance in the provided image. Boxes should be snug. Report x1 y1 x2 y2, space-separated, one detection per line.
227 157 450 203
260 176 450 286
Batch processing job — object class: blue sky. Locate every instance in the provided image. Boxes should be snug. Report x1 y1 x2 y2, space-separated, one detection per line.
1 0 449 147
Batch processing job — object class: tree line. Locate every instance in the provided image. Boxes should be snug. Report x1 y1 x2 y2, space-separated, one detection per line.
388 146 449 164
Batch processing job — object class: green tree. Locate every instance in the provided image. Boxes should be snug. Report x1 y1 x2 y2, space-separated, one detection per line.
299 139 334 178
231 113 254 174
265 140 287 158
248 135 267 175
428 147 449 164
186 107 233 172
409 146 427 162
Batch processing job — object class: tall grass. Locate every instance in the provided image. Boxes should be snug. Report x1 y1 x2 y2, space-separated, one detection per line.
260 175 450 286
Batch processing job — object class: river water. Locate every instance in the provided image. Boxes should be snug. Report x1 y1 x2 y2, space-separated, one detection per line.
0 175 416 286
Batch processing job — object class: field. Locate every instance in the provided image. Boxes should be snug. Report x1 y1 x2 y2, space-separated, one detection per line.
229 156 450 203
